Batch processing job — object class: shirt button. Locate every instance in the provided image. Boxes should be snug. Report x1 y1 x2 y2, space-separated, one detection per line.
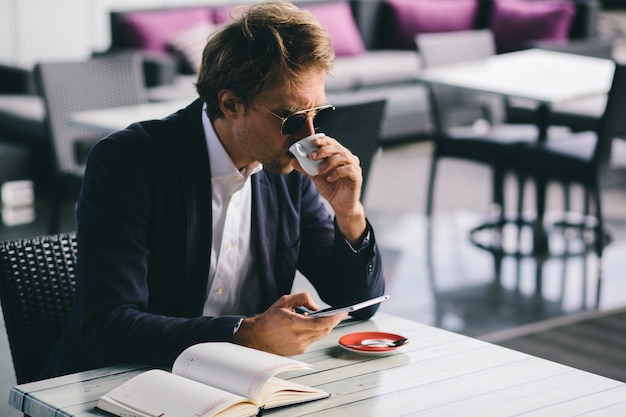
225 241 232 250
216 286 224 294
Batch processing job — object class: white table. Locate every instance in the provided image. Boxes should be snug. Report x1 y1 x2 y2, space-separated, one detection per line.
69 98 193 133
416 48 615 141
10 314 626 416
417 49 616 254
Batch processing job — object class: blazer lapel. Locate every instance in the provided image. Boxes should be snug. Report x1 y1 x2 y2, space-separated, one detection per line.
251 172 279 310
178 99 213 314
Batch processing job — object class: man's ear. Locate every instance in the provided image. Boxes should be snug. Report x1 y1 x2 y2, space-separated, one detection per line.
218 90 242 117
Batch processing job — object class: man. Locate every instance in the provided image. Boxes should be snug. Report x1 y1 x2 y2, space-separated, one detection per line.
41 0 384 378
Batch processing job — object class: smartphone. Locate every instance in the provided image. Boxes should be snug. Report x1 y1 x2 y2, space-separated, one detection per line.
296 294 389 318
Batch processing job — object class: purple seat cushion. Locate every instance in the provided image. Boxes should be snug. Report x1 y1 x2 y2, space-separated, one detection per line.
214 2 365 57
303 1 366 56
213 5 245 24
386 0 479 50
167 22 219 73
491 0 576 54
122 8 213 52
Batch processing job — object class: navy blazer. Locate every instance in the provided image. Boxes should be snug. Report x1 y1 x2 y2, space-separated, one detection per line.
42 99 385 378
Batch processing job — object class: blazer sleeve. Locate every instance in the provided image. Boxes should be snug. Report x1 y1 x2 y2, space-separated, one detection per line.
294 175 386 320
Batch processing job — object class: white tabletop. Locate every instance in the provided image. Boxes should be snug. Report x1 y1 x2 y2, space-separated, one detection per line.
9 314 626 416
70 98 193 133
416 49 615 105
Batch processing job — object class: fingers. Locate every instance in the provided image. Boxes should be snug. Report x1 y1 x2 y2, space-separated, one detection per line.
310 136 360 176
308 137 362 193
322 162 362 183
275 293 320 313
234 294 347 356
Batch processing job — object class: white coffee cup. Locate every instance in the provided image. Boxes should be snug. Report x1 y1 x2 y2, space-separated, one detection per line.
289 133 325 176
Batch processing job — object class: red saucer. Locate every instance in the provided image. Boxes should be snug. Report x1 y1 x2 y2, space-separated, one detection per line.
339 331 409 355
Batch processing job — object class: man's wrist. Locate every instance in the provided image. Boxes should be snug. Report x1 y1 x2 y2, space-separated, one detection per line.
336 215 367 247
233 317 244 334
344 229 370 253
232 316 255 346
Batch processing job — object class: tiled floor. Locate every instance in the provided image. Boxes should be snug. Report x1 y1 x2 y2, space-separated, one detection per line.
365 141 626 335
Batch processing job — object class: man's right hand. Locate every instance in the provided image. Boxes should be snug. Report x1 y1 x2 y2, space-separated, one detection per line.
232 292 347 356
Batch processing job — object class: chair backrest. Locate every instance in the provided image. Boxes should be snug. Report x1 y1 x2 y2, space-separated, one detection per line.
595 61 626 167
415 29 506 131
35 52 147 176
416 29 496 68
322 96 386 200
0 232 77 383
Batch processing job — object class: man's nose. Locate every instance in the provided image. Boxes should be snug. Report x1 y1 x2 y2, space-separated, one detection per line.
299 115 316 137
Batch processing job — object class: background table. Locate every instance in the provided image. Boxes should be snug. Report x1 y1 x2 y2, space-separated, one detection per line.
416 48 615 141
10 313 626 416
416 49 616 255
69 98 192 133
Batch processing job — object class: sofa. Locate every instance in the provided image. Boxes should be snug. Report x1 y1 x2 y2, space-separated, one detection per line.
0 0 608 195
106 0 605 142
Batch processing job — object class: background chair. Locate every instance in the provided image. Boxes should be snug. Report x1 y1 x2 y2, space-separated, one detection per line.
416 30 506 129
517 61 626 258
35 52 148 234
415 30 570 220
0 232 77 384
322 95 387 201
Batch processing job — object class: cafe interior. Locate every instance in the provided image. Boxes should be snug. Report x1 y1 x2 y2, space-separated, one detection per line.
1 0 626 415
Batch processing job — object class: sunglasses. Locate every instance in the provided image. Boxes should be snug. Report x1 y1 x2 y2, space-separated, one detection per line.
258 103 335 136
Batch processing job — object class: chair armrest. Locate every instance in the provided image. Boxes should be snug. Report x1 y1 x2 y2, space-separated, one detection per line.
100 48 179 87
141 51 179 87
0 64 38 95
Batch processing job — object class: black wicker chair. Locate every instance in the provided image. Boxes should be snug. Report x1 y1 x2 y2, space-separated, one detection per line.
35 52 147 234
0 232 77 384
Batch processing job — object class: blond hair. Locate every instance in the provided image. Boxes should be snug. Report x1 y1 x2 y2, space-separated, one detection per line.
196 0 335 119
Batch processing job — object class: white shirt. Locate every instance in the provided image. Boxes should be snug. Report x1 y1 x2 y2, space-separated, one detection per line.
201 105 263 316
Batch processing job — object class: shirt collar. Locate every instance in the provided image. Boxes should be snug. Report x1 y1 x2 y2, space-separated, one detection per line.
201 102 262 179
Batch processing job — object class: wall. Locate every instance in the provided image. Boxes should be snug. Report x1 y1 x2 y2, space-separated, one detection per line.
0 0 97 68
0 0 249 68
0 1 14 63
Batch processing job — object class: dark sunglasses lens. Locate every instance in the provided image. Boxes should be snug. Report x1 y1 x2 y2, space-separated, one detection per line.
313 107 334 128
282 113 308 135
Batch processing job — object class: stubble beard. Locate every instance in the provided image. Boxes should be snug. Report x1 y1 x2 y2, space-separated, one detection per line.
262 157 295 175
235 126 293 175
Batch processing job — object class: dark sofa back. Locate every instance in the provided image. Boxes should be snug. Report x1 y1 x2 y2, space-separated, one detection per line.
476 0 599 39
351 0 600 50
109 0 600 53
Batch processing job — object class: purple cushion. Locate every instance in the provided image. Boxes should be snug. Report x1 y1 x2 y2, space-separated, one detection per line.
214 2 365 56
122 8 213 52
386 0 479 50
213 5 245 24
167 22 219 73
491 0 576 53
303 2 366 57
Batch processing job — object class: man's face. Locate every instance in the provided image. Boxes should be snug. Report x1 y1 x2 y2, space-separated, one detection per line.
234 68 328 174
